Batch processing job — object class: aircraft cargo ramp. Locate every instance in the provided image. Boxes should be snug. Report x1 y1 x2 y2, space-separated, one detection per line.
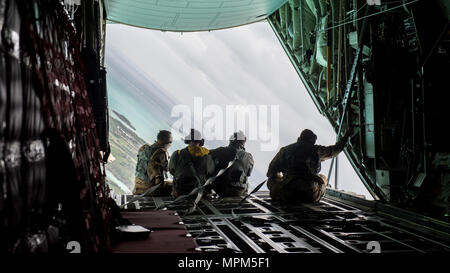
117 190 450 253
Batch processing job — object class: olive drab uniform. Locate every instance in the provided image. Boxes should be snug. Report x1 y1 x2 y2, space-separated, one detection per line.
209 144 254 197
169 146 215 197
133 142 170 195
267 137 348 203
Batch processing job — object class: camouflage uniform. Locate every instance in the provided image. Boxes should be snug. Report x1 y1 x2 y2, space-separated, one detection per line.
133 142 171 195
209 144 254 197
267 137 348 203
169 146 215 197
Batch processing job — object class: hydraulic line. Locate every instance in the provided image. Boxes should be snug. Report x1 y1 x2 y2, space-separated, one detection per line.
326 0 332 103
327 5 372 184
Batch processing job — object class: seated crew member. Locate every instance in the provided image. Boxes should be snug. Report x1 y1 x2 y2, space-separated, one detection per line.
169 129 215 197
133 130 172 195
209 131 254 197
266 129 352 203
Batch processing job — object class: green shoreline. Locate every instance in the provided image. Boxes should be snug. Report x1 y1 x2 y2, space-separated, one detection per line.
106 115 146 194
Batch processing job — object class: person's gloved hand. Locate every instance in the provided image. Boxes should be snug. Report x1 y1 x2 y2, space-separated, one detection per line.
337 128 354 147
342 128 353 140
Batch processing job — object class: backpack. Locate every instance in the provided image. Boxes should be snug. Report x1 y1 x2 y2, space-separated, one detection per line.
135 143 159 182
213 149 252 196
172 148 205 196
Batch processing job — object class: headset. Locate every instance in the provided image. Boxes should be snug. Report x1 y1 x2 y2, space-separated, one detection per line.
231 131 246 142
184 129 204 146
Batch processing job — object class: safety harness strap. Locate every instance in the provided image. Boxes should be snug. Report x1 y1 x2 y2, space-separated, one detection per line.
119 182 162 209
184 156 238 215
157 155 238 215
231 179 267 219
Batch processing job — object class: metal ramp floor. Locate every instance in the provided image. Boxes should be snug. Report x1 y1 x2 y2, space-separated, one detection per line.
118 191 450 253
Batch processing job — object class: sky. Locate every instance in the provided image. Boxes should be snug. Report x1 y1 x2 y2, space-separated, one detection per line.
105 21 373 199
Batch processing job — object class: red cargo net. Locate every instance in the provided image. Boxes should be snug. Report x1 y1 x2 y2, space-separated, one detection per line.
20 0 111 252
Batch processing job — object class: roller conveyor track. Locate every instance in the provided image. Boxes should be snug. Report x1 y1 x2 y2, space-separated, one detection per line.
118 191 450 253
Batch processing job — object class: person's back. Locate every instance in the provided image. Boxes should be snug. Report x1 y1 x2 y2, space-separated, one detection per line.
267 129 351 203
169 129 214 197
133 130 172 195
210 132 254 197
275 141 320 176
